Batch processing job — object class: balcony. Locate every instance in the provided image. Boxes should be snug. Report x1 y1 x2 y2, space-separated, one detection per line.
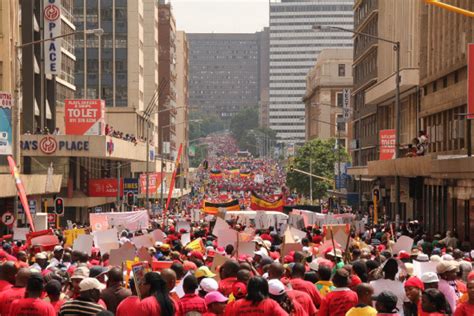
368 155 432 177
354 0 378 30
0 174 63 198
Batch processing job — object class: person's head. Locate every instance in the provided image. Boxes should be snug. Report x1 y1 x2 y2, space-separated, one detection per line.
16 268 32 287
140 272 175 316
45 279 62 301
161 268 177 292
382 258 398 279
225 244 234 256
71 267 89 293
0 261 18 284
315 264 331 282
293 251 305 263
205 291 228 314
352 260 368 283
354 283 374 306
34 252 48 269
16 251 27 263
106 267 123 287
421 272 439 290
404 276 424 303
421 288 449 313
268 262 285 280
170 262 185 280
221 260 240 279
332 268 350 288
246 276 268 305
79 278 105 303
237 269 251 284
53 246 64 260
290 263 305 279
436 261 458 281
183 274 199 294
304 271 318 283
26 273 44 298
374 291 398 313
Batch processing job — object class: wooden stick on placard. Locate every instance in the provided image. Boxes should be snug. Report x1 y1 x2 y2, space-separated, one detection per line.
344 227 351 263
329 227 337 256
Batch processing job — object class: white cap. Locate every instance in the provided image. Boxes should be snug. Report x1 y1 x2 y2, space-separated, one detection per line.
53 245 64 252
327 249 342 258
442 254 454 261
416 254 429 262
199 278 218 293
254 249 268 257
309 259 319 271
421 272 439 284
268 279 285 296
35 252 47 260
263 240 272 249
430 255 442 262
79 278 106 292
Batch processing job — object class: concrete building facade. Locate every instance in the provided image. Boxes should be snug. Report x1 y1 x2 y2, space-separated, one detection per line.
176 31 189 187
269 0 353 144
303 48 353 146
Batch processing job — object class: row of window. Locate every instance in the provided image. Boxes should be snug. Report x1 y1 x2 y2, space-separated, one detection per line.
270 5 353 13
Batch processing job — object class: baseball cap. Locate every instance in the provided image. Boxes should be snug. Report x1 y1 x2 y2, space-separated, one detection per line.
71 267 90 280
204 291 228 305
89 266 109 279
416 254 429 262
35 252 47 260
421 272 439 284
373 291 398 311
79 278 106 292
268 279 286 296
195 266 216 279
53 245 64 252
199 277 218 293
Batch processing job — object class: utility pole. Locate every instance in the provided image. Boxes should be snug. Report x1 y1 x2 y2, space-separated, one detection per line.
309 159 313 203
116 161 121 212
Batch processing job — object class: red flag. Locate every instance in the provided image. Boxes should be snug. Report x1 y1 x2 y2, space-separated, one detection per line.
7 156 36 231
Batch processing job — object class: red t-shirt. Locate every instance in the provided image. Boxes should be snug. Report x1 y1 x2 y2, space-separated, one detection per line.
116 296 141 316
225 298 288 316
318 288 358 316
8 297 56 316
287 289 318 315
48 299 66 313
219 277 238 296
139 295 179 316
0 286 26 315
177 293 207 316
454 302 474 316
0 280 12 293
289 278 322 308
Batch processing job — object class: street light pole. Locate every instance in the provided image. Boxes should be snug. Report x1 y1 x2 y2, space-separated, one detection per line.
313 24 401 218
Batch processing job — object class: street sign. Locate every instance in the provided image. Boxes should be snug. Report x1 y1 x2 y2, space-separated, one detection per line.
342 88 352 122
0 92 13 156
47 213 56 224
43 0 61 75
1 212 15 226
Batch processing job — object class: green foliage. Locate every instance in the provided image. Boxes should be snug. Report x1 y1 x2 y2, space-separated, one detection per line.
286 138 350 199
189 111 226 141
229 107 259 139
189 144 208 168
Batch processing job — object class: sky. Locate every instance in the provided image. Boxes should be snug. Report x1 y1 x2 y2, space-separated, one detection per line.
171 0 269 34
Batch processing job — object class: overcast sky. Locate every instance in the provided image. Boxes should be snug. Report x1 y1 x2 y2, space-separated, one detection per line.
171 0 269 34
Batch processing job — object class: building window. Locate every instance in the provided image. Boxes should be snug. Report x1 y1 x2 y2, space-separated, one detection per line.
336 92 344 107
338 64 345 77
454 70 459 84
443 76 448 88
336 114 346 132
433 81 437 92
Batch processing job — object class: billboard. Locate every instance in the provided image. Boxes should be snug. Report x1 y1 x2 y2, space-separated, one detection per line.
139 172 164 195
65 100 105 135
379 129 396 160
43 0 61 75
124 178 139 195
0 92 13 155
468 44 474 119
88 178 123 197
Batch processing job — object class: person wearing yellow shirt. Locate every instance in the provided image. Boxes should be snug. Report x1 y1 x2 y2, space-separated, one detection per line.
315 265 335 297
346 283 377 316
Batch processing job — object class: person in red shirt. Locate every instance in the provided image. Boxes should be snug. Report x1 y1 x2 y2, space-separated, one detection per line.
116 278 140 316
225 276 288 316
421 288 451 315
268 279 306 316
219 260 240 296
44 279 67 313
138 272 179 316
0 262 17 293
177 275 207 316
318 268 358 316
0 267 30 315
454 279 474 316
289 263 322 308
7 272 55 316
203 291 228 316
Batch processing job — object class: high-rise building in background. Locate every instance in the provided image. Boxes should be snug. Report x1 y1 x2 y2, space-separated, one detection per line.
188 32 267 119
257 28 270 128
268 0 353 144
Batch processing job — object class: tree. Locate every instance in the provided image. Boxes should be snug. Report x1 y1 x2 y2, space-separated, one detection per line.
189 110 226 141
230 107 259 140
286 139 350 200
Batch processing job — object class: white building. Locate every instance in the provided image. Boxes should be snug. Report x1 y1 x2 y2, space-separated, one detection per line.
269 0 354 144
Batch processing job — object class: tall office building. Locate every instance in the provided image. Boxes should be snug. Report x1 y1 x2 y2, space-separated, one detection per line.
188 32 269 119
269 0 353 144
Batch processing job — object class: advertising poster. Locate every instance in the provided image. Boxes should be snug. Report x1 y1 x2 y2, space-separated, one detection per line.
379 129 396 160
0 92 13 155
65 99 105 135
88 178 123 197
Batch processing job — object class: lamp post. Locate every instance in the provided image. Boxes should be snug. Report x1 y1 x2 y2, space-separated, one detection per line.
313 24 401 218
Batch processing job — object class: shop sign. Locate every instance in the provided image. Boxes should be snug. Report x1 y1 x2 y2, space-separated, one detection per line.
88 178 123 197
21 136 90 154
379 129 396 160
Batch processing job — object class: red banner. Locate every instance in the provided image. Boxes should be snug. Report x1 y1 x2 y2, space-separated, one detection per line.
379 129 396 160
88 178 123 197
65 99 105 135
468 44 474 119
139 172 164 195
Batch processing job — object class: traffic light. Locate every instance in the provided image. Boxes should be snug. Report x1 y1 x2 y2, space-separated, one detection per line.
126 192 135 206
54 197 64 216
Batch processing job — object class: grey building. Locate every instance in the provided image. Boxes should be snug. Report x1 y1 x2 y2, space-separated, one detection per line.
188 33 268 119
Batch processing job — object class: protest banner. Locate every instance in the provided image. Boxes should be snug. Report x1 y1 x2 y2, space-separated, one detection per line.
90 210 149 232
93 228 119 254
131 234 155 249
323 224 350 250
73 234 94 256
392 236 414 255
64 228 86 247
216 228 238 248
109 242 136 267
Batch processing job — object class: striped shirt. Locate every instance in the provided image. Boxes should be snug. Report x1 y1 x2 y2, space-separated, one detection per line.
59 298 104 316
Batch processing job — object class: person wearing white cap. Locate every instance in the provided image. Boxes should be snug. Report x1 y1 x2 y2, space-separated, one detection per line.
47 246 64 269
421 272 439 290
59 278 105 315
268 279 306 315
436 260 458 313
199 278 219 297
30 252 48 272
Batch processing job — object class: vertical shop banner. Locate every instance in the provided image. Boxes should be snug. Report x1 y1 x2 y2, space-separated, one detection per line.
139 172 164 195
43 0 62 75
379 129 396 160
0 92 13 155
468 44 474 119
65 100 105 135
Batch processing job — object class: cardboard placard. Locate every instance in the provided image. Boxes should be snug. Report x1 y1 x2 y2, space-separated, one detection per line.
217 229 238 248
181 233 191 245
392 236 414 255
290 227 307 241
151 229 166 242
281 242 303 257
93 228 119 254
64 228 86 247
13 227 29 241
412 260 437 278
73 234 94 256
237 242 255 257
176 220 191 233
131 234 155 249
210 253 229 278
137 246 153 264
212 217 229 235
323 224 350 250
109 242 136 267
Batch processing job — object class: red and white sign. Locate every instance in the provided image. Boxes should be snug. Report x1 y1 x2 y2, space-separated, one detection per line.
47 213 56 224
88 178 123 197
139 172 164 195
43 0 61 75
468 44 474 119
379 129 396 160
39 136 58 154
65 100 105 135
1 212 15 226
